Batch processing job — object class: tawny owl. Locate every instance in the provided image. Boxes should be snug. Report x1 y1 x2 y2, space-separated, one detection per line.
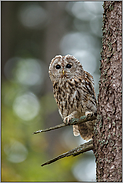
49 55 97 140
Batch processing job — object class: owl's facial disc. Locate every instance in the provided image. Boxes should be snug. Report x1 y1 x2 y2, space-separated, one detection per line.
53 60 75 79
49 55 83 82
55 63 72 77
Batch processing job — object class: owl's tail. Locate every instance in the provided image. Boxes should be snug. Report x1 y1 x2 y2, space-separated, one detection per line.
73 125 80 136
73 120 96 141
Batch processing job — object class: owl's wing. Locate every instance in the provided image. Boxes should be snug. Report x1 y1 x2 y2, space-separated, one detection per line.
84 71 97 100
73 125 80 136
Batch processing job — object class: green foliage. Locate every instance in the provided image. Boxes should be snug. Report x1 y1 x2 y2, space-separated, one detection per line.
1 81 77 181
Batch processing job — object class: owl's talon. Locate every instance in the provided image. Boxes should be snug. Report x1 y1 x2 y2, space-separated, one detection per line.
64 116 73 125
85 111 93 118
64 118 69 124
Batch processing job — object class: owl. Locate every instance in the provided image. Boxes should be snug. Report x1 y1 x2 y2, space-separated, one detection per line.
49 55 97 140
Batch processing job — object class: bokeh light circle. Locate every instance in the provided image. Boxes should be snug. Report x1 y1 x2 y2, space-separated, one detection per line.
4 140 28 163
13 92 40 121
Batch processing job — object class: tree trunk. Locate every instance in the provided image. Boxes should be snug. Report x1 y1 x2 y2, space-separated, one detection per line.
93 1 122 182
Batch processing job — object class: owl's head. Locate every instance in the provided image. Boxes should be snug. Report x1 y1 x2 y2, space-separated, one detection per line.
49 55 84 82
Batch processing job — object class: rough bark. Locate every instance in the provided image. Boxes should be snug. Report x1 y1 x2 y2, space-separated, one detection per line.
93 1 122 182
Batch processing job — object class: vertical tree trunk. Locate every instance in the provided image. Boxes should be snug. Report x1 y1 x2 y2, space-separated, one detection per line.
93 1 122 182
44 2 67 156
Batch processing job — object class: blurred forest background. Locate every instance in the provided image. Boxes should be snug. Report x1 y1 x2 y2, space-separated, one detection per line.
2 1 103 182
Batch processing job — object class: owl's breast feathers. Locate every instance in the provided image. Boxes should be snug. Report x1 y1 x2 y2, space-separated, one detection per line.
52 71 97 119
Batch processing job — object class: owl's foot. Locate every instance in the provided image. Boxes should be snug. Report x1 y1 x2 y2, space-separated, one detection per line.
85 111 94 118
64 115 74 125
63 111 79 125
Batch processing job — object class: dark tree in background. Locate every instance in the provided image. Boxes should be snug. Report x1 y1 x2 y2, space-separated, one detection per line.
93 1 122 182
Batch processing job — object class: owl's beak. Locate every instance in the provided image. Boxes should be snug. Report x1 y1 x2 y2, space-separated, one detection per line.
62 69 65 75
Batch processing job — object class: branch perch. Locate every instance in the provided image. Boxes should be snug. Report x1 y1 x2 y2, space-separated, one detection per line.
33 114 96 166
41 140 93 166
33 114 96 134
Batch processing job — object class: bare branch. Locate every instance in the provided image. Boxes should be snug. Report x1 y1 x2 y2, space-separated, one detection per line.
33 114 96 134
33 123 66 134
41 140 93 166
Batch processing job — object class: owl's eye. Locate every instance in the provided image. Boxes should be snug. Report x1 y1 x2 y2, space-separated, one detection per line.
66 64 72 68
56 64 61 69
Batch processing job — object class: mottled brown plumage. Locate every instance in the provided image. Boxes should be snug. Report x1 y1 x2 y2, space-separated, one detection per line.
49 55 97 140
